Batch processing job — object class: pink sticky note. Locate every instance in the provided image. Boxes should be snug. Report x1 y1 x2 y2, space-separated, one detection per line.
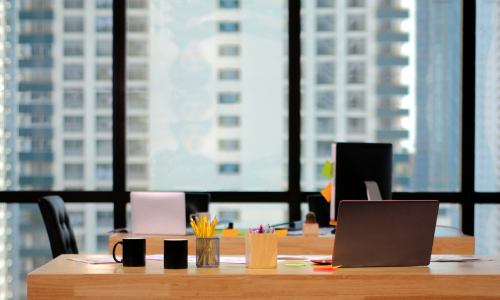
313 269 336 272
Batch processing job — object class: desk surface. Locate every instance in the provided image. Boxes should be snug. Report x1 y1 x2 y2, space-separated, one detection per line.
28 254 500 299
109 233 475 255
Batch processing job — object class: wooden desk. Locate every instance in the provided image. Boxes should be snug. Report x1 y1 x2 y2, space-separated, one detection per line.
28 254 500 299
109 233 475 255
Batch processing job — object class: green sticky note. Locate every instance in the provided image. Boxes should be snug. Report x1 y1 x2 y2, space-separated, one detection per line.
285 263 306 266
321 161 333 179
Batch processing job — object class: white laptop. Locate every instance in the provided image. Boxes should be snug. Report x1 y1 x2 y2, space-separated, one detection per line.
131 192 186 235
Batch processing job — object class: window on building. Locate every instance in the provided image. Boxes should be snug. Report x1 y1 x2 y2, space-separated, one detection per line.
220 0 239 8
317 38 335 55
348 38 365 55
127 64 148 80
219 93 240 104
21 20 52 34
96 17 113 32
96 164 113 180
30 92 51 101
219 22 240 32
348 0 365 7
219 45 240 56
21 69 52 83
127 164 148 179
96 40 112 56
127 0 148 9
347 118 365 134
317 0 334 8
96 64 112 80
316 141 333 157
128 140 148 156
219 164 239 174
316 62 335 84
379 117 393 130
347 62 365 84
32 138 51 152
64 116 84 132
64 40 84 56
219 69 240 80
31 114 51 124
127 90 148 108
64 89 83 108
96 116 112 132
23 0 52 10
27 44 52 58
317 14 335 32
96 140 112 156
348 14 365 31
64 17 84 32
219 116 240 127
378 66 397 85
64 140 83 156
316 91 334 110
128 40 148 56
96 91 112 108
347 91 365 110
127 17 148 32
316 117 335 134
64 0 83 8
64 164 84 179
127 116 148 132
219 140 240 151
96 0 113 8
64 64 83 80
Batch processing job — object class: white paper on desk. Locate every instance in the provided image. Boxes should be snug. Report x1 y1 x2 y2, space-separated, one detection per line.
431 255 486 262
69 257 121 264
148 255 247 264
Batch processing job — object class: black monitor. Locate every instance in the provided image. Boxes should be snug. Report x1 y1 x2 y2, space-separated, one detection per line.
331 143 393 221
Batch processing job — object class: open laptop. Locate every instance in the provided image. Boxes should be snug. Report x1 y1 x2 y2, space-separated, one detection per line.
331 200 439 268
131 192 186 235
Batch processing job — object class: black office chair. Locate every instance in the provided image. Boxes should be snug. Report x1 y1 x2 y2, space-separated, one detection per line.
185 192 210 227
307 194 334 228
38 196 79 258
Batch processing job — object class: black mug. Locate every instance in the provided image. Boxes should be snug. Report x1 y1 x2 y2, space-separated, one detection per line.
164 239 188 269
113 238 146 267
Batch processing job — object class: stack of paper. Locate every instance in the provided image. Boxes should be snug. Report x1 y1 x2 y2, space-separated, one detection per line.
431 255 485 262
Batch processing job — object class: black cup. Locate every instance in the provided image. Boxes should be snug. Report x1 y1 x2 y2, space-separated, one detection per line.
113 238 146 267
164 239 188 269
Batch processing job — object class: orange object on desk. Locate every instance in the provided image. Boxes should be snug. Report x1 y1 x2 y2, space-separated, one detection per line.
222 229 238 236
275 229 288 236
313 264 342 270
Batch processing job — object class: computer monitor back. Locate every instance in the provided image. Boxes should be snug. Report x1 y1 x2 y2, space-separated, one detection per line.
131 192 186 235
332 200 439 267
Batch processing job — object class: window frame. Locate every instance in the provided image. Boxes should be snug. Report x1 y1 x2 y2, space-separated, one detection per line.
7 1 480 236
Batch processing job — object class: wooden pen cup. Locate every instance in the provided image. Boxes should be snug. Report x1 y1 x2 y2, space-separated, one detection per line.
245 233 278 269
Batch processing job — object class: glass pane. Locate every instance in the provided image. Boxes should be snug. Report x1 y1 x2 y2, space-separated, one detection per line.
4 0 113 191
301 0 461 192
476 0 500 191
209 203 289 229
126 0 287 191
475 204 500 254
5 203 113 299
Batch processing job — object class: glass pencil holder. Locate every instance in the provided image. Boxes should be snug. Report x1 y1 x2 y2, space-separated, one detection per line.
196 237 220 268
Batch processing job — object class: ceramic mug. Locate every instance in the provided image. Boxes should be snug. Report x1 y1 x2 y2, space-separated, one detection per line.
112 238 146 267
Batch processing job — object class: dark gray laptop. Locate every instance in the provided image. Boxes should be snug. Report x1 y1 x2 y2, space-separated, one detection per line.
331 200 439 268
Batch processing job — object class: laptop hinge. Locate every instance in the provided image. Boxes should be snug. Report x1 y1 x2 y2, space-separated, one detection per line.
365 181 382 201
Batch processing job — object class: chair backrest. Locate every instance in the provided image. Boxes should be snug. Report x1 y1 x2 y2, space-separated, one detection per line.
38 196 78 258
185 192 210 227
307 194 332 227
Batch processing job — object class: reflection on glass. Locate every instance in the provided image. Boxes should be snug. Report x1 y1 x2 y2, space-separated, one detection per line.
476 204 500 254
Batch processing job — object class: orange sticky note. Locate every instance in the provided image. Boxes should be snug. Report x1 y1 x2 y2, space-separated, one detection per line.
329 220 337 226
321 183 332 202
222 229 238 236
313 265 334 270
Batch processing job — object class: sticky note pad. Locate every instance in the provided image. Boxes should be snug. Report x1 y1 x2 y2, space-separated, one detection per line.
285 263 306 266
313 269 336 272
321 183 332 202
313 265 334 270
222 229 238 236
321 161 333 179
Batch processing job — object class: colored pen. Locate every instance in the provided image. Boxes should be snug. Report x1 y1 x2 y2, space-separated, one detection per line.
249 228 254 233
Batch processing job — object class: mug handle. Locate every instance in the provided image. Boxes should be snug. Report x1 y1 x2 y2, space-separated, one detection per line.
189 213 196 221
113 241 123 263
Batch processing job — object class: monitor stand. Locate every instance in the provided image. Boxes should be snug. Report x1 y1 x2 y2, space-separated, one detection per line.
365 181 382 201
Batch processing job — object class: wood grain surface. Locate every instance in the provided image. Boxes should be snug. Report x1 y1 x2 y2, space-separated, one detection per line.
28 254 500 299
109 233 475 255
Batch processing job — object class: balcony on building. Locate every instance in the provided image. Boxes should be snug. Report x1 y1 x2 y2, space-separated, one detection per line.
393 176 410 186
393 153 410 163
19 59 53 68
18 83 53 92
377 8 409 19
18 128 53 138
19 152 53 162
377 85 409 95
19 10 54 19
377 130 409 140
377 32 409 42
377 108 409 117
377 55 409 66
18 104 53 114
19 175 54 186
